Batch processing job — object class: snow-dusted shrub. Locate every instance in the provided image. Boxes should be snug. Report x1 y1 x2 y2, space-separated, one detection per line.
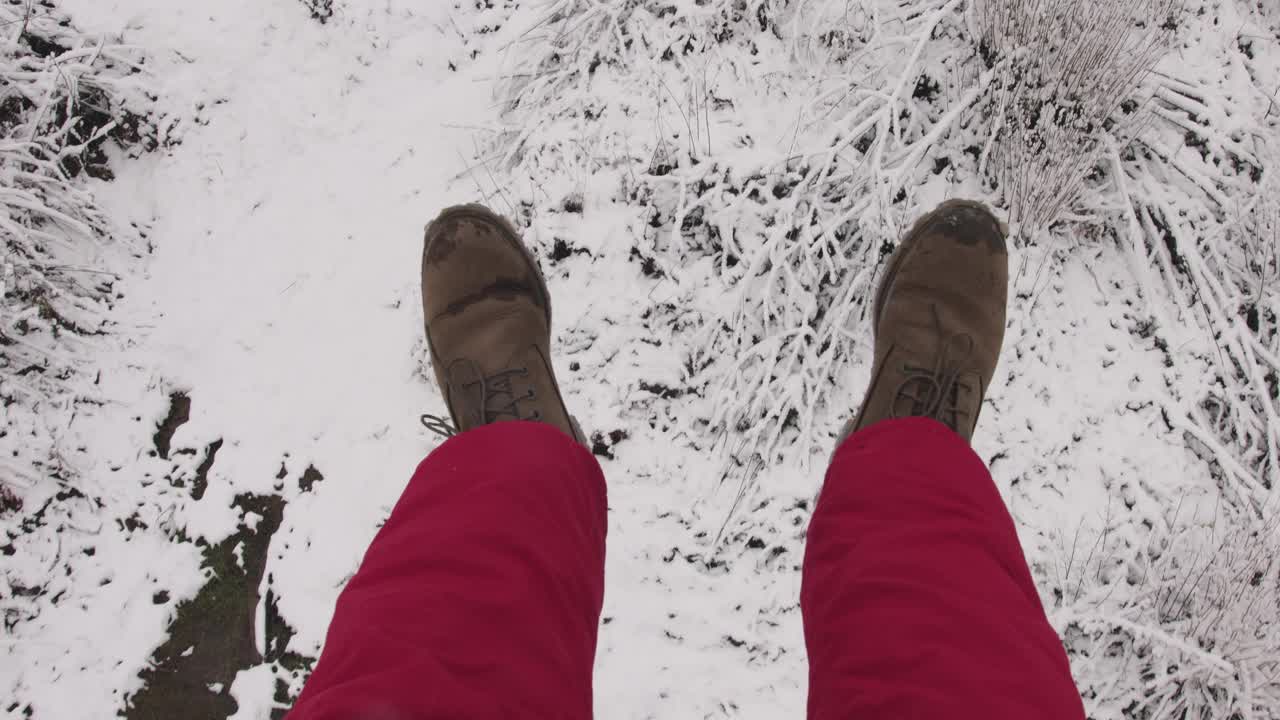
970 0 1182 235
0 3 156 500
1106 64 1280 506
1054 502 1280 718
480 0 1275 518
1177 175 1280 507
488 0 1010 465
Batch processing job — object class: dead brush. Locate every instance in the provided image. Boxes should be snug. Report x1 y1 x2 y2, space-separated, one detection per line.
1054 499 1280 718
0 3 157 496
970 0 1183 237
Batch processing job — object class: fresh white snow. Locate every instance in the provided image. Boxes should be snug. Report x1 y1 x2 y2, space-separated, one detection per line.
3 0 1279 717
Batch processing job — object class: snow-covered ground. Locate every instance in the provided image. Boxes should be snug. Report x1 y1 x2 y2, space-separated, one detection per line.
3 0 1279 717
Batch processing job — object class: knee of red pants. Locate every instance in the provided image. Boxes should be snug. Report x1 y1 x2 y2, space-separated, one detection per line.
801 417 1084 720
289 421 608 720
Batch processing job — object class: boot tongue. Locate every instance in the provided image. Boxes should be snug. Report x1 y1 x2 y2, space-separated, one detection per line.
445 346 540 432
444 358 488 431
889 364 981 437
432 298 584 444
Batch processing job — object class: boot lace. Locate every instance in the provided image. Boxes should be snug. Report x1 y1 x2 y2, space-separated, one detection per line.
420 367 542 439
892 305 978 433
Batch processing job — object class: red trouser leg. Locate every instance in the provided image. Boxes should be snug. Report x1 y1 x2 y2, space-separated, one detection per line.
288 422 607 720
801 417 1085 719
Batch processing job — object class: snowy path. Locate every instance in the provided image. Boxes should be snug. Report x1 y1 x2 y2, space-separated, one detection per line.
7 1 502 715
3 0 1278 718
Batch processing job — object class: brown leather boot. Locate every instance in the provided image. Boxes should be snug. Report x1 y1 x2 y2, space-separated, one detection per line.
838 199 1009 446
420 204 585 445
